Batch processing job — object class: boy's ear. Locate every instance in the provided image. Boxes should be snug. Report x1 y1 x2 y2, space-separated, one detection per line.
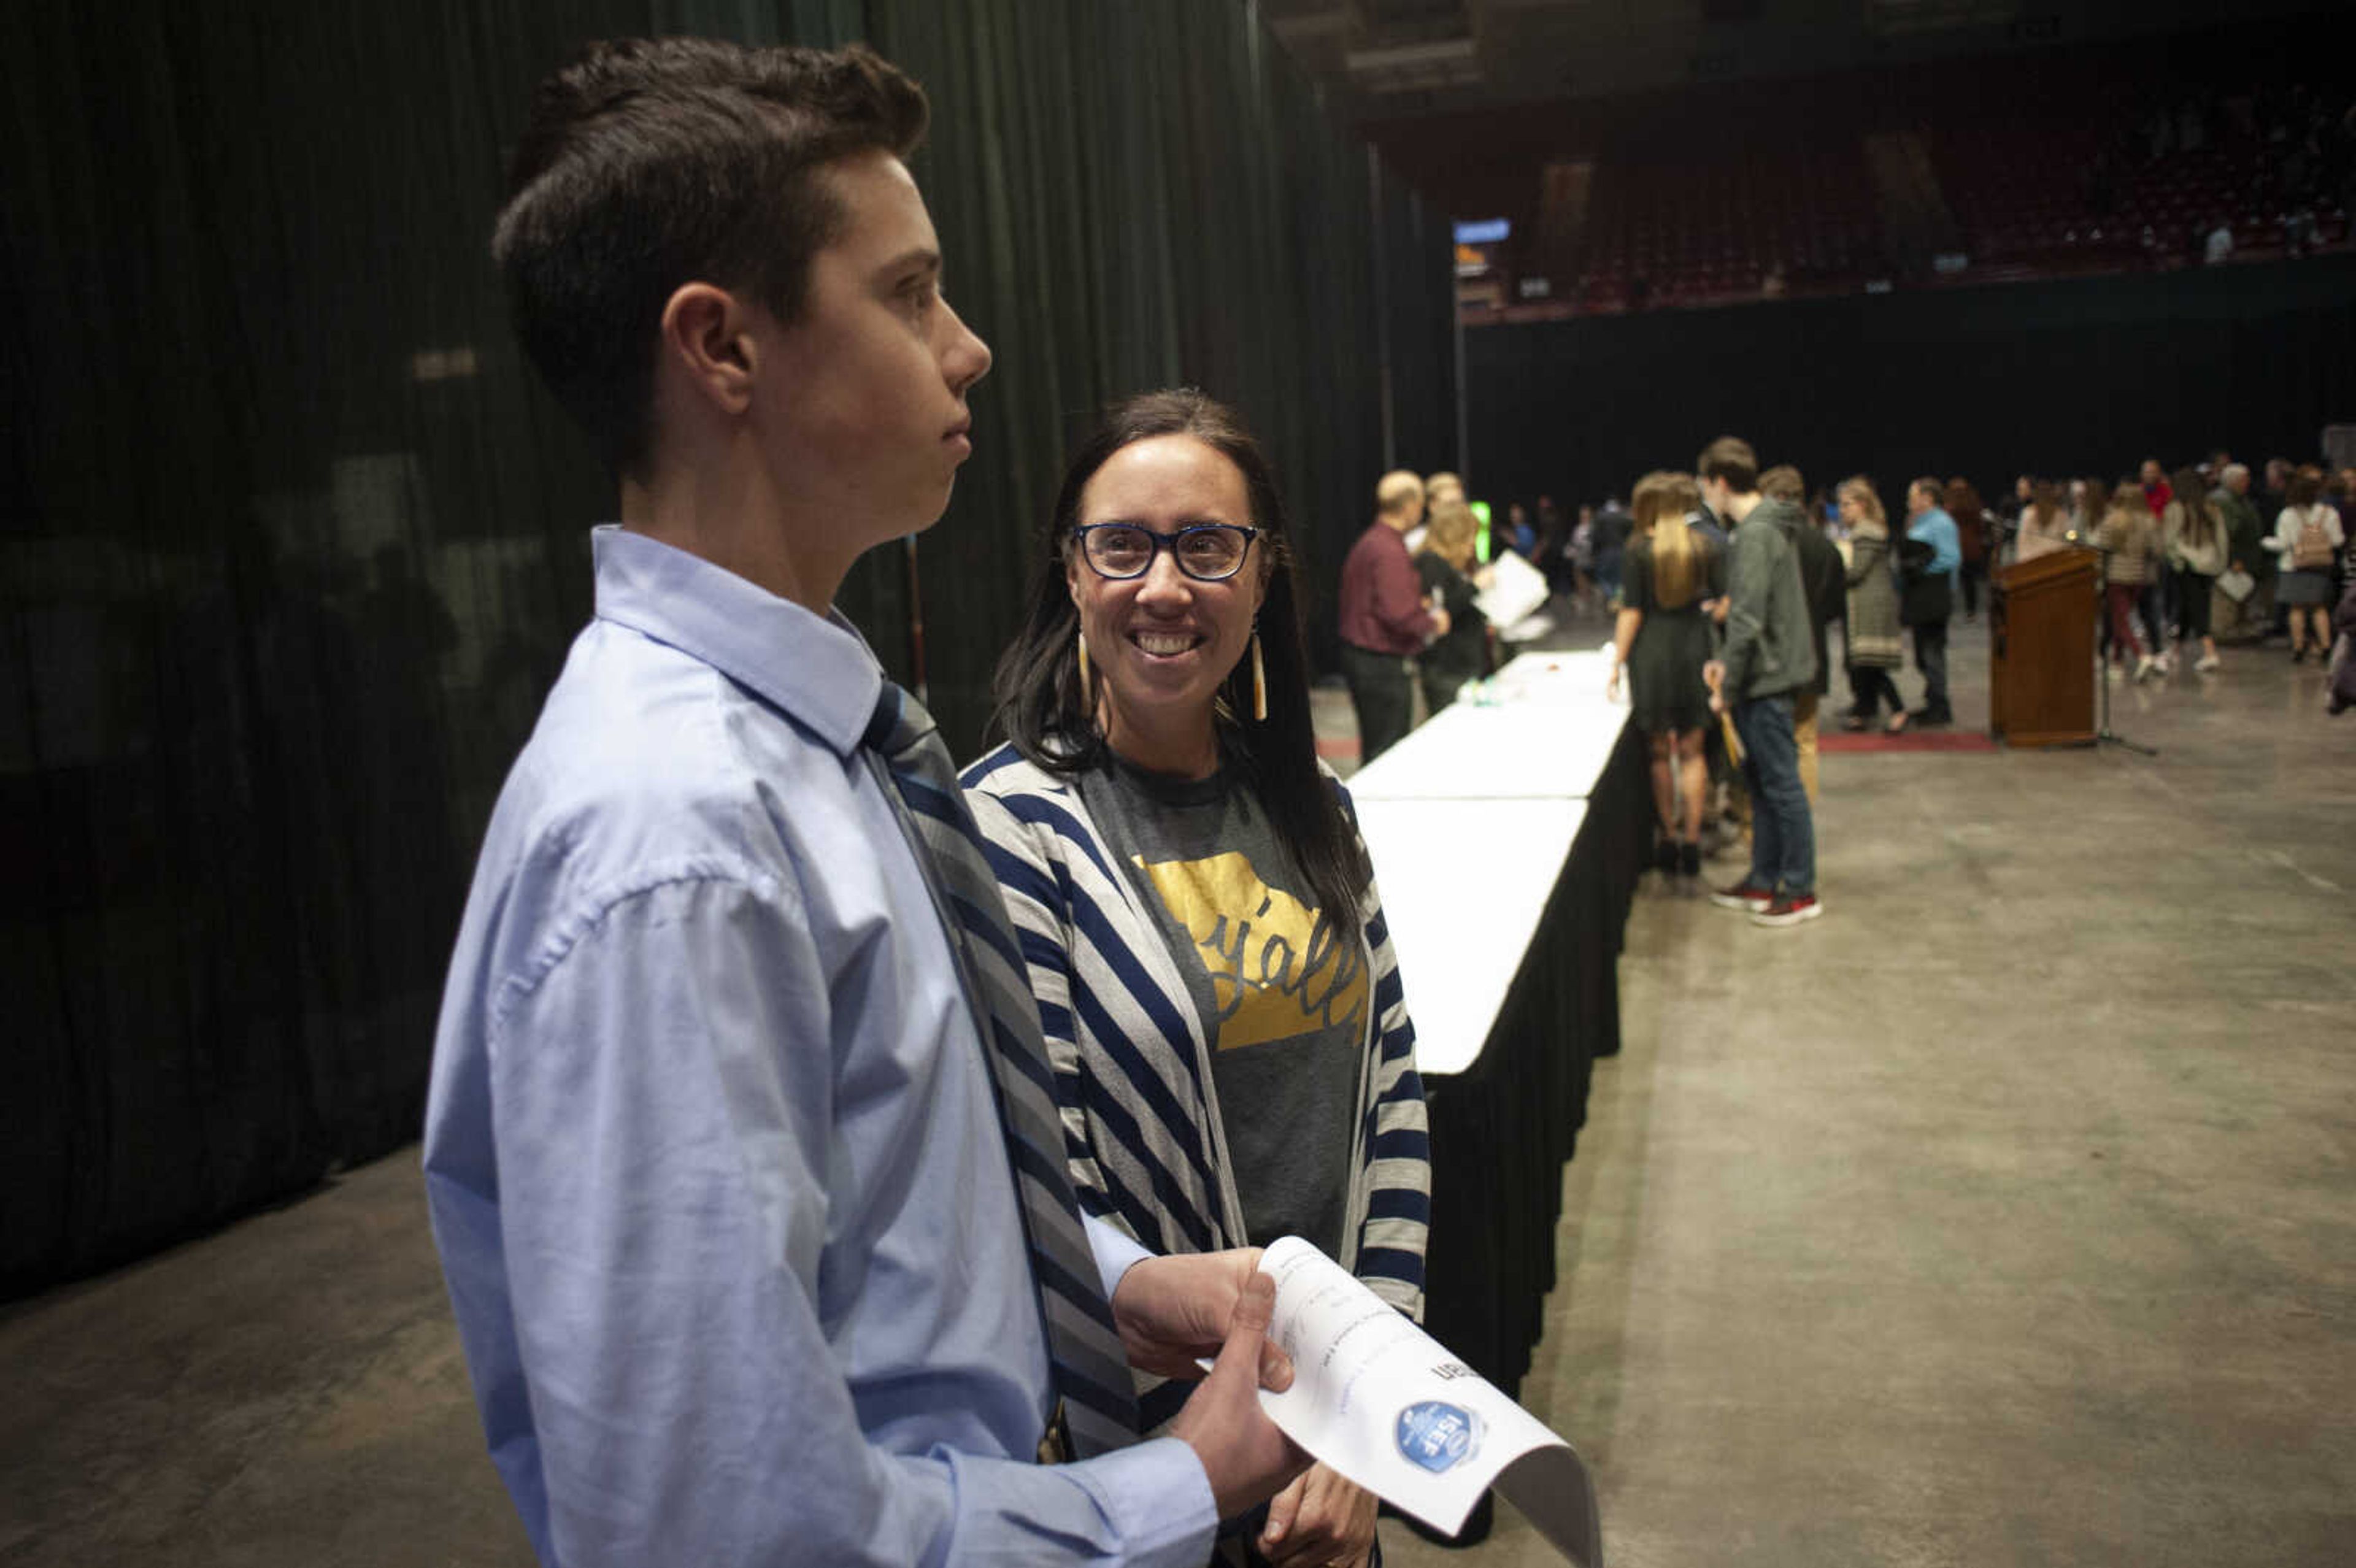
658 283 758 417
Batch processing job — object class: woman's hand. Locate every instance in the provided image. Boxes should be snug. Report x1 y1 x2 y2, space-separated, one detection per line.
1606 661 1622 699
1258 1461 1379 1566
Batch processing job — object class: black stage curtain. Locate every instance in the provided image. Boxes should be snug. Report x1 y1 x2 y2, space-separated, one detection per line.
0 2 1453 1296
1467 252 2356 510
1420 723 1649 1399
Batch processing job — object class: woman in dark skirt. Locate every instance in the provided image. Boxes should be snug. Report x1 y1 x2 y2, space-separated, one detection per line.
1608 470 1723 880
2264 466 2346 663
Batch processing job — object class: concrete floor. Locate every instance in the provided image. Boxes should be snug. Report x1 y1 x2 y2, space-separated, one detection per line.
1385 614 2356 1567
5 613 2350 1567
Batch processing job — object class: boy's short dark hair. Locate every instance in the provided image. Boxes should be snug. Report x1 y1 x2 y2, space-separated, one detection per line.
1758 464 1804 504
1696 436 1758 494
493 39 928 477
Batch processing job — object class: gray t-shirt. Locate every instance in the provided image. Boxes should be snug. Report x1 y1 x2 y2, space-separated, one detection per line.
1076 753 1369 1262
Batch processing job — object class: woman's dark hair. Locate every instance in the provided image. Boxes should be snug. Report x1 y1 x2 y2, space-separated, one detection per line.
2170 466 2217 548
493 39 928 478
2027 478 2063 532
1943 477 1984 524
989 389 1371 921
2286 467 2323 509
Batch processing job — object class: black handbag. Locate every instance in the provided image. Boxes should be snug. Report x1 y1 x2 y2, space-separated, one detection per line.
1897 537 1952 625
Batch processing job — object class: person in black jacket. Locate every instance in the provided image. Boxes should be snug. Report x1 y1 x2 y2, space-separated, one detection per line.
1760 466 1846 803
1414 501 1491 716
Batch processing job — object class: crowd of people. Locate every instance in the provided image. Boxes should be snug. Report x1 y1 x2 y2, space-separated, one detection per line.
1447 447 2356 703
1989 455 2354 676
1338 445 2356 933
1337 441 1831 928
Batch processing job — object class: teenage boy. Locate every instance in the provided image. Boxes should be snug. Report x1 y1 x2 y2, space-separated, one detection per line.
1700 437 1822 927
1758 463 1844 804
423 39 1301 1566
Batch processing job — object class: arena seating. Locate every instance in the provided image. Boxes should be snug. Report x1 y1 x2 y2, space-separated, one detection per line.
1402 39 2355 320
1573 125 1881 312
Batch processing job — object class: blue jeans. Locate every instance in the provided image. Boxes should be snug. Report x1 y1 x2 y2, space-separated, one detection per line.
1733 692 1815 896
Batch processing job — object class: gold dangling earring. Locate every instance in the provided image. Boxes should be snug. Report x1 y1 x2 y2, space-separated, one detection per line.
1076 632 1095 715
1250 627 1268 723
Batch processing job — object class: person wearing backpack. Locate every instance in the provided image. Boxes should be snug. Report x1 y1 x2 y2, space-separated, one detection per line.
2262 467 2345 663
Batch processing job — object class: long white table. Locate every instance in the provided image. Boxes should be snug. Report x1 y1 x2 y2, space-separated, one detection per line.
1350 651 1630 1075
1338 649 1646 1407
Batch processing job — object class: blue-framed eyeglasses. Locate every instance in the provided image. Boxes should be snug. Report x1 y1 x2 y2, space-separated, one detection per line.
1071 523 1260 582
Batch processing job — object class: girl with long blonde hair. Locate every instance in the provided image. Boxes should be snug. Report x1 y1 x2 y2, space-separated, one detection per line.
1414 501 1491 714
1608 470 1723 879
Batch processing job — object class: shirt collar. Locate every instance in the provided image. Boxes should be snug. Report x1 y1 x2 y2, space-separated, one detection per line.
589 525 882 756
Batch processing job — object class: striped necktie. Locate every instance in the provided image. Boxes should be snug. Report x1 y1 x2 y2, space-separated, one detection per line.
863 681 1141 1458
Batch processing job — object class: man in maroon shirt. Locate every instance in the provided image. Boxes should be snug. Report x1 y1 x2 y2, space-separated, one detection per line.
1339 470 1449 764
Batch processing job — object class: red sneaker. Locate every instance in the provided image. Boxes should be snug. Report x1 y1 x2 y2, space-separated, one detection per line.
1710 882 1774 912
1750 893 1824 928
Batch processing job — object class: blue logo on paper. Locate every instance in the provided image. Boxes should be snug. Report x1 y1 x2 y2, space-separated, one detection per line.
1396 1401 1480 1473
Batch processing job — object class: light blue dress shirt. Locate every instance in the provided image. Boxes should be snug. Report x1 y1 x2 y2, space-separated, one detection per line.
1908 505 1961 580
423 527 1215 1567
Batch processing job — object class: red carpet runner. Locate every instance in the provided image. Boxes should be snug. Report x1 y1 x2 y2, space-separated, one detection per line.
1819 729 2000 754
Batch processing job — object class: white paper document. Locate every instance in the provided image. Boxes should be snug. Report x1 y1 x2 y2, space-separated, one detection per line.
1252 1236 1603 1564
1474 548 1553 631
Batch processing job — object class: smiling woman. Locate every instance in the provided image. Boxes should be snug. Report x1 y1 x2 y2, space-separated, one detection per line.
961 390 1432 1566
1065 437 1267 778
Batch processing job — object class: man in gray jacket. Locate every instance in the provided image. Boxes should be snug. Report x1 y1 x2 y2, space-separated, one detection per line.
2211 463 2267 644
1700 436 1822 927
1760 464 1845 804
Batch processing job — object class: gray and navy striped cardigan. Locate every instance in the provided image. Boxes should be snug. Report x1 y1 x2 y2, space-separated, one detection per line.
961 744 1431 1434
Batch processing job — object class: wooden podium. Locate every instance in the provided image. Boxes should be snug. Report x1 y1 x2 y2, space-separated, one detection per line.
1990 546 2098 747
